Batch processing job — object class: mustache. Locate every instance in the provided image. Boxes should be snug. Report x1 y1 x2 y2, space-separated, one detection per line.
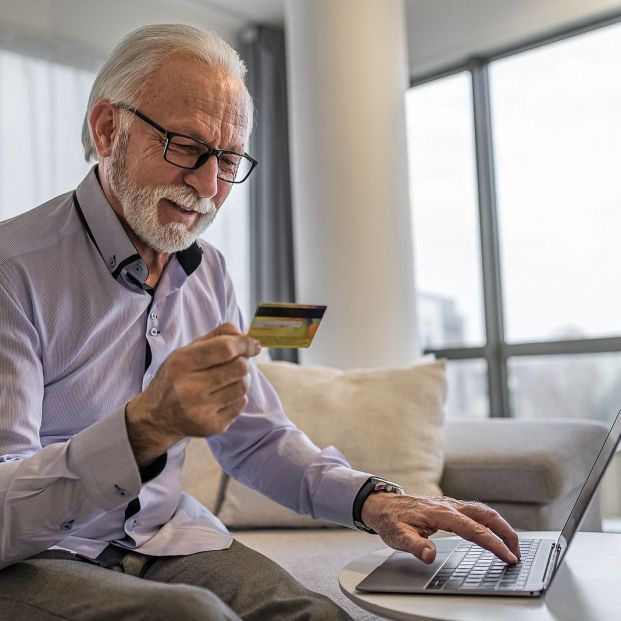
145 184 215 214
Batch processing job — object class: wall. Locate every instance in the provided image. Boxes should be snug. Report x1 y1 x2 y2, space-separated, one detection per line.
407 0 621 76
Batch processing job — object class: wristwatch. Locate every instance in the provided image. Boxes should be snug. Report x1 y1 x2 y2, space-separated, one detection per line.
352 476 405 534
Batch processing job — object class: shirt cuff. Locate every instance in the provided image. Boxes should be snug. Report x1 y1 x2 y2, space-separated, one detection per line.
309 454 374 528
69 405 142 510
139 452 167 483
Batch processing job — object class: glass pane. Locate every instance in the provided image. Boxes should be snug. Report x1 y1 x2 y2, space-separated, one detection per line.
508 353 621 424
491 23 621 343
446 359 489 419
406 72 485 349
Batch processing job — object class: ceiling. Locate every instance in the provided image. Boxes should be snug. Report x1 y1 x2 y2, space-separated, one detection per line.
193 0 621 76
195 0 432 26
196 0 285 25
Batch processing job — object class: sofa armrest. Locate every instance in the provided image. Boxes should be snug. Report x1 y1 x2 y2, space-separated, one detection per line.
441 418 607 504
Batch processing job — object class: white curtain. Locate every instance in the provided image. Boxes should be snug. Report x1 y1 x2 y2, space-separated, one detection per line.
0 49 94 218
201 182 251 321
0 44 251 320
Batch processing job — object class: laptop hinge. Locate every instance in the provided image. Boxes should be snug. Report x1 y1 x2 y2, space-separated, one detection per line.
542 542 560 590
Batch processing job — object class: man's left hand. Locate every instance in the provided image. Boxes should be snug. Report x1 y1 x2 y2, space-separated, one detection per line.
361 493 520 565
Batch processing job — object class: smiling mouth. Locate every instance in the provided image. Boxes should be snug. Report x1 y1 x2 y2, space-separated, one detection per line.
165 199 196 214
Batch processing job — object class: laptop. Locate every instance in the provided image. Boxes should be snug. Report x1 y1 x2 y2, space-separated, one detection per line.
356 408 621 597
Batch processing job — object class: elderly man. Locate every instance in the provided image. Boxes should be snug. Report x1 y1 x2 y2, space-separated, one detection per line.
0 24 519 620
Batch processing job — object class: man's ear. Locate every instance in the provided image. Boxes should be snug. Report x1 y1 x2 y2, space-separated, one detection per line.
90 100 120 158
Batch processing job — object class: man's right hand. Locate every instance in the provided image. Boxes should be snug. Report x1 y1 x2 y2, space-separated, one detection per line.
125 323 261 466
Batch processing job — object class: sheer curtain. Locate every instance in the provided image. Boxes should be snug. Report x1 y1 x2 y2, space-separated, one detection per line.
0 48 94 219
0 40 251 321
201 182 251 321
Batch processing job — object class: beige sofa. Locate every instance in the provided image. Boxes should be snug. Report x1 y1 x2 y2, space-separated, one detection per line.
181 361 607 620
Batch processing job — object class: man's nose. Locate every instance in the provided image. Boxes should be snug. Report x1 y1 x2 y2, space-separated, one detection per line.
182 155 219 199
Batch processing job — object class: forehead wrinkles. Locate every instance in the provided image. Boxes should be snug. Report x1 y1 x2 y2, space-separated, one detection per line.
141 67 249 147
179 95 248 149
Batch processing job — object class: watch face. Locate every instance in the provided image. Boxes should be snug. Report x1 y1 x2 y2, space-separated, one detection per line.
373 480 404 495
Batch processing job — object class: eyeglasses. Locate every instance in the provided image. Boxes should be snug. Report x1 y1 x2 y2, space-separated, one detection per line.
116 103 258 184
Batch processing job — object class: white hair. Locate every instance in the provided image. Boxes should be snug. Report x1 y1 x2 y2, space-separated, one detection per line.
82 24 252 162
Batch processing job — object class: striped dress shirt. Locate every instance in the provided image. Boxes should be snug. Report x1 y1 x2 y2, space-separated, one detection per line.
0 167 370 569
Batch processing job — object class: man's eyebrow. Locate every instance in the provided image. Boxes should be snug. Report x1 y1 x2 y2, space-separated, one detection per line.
225 144 245 154
173 127 244 153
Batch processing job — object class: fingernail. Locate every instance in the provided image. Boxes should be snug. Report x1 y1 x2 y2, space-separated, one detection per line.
253 340 261 355
422 547 434 563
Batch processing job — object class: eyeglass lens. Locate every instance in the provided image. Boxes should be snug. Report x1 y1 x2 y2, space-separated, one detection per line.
166 136 253 182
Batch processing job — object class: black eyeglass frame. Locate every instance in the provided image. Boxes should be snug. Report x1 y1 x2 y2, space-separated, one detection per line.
116 103 258 184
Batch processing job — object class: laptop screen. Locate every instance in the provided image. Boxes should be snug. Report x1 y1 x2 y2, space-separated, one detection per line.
552 408 621 577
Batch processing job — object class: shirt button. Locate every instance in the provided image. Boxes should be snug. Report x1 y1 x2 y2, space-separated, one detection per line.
149 312 158 320
149 327 159 336
60 519 74 531
114 485 129 498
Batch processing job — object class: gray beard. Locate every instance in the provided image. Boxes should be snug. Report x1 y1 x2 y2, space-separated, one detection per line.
107 130 217 254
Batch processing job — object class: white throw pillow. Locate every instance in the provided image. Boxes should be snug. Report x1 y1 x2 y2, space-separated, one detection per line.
216 359 447 528
180 437 224 513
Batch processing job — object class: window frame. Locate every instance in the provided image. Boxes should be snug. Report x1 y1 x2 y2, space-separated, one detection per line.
410 11 621 418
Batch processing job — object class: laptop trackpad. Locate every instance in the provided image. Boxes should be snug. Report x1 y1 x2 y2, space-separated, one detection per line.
357 539 459 593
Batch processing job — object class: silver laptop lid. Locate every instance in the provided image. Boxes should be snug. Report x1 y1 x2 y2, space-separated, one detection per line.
551 408 621 581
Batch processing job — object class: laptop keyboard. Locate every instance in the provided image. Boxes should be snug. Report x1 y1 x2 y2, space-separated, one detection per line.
427 539 540 591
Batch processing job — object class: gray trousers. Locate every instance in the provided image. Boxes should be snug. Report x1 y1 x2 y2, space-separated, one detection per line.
0 540 352 620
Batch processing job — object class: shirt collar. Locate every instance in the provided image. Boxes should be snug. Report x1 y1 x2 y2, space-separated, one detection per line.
177 241 203 276
74 167 203 287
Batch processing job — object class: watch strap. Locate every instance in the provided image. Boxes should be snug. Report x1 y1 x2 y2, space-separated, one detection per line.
352 476 405 534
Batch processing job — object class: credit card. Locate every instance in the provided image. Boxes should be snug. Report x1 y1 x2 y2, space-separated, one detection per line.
247 302 327 348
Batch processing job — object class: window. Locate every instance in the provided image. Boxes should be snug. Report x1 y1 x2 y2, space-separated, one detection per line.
491 26 621 345
407 16 621 422
406 72 484 350
0 42 251 320
406 72 488 419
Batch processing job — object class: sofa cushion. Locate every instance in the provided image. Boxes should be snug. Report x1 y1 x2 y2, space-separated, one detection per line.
217 359 447 528
441 418 608 503
180 437 223 513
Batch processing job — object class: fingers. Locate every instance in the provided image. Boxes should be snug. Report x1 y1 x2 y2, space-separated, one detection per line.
458 501 521 560
204 322 243 339
215 395 249 432
431 508 518 565
131 324 260 447
185 394 248 438
385 525 438 564
198 355 251 394
178 369 250 416
369 494 517 565
181 333 261 371
210 377 249 408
